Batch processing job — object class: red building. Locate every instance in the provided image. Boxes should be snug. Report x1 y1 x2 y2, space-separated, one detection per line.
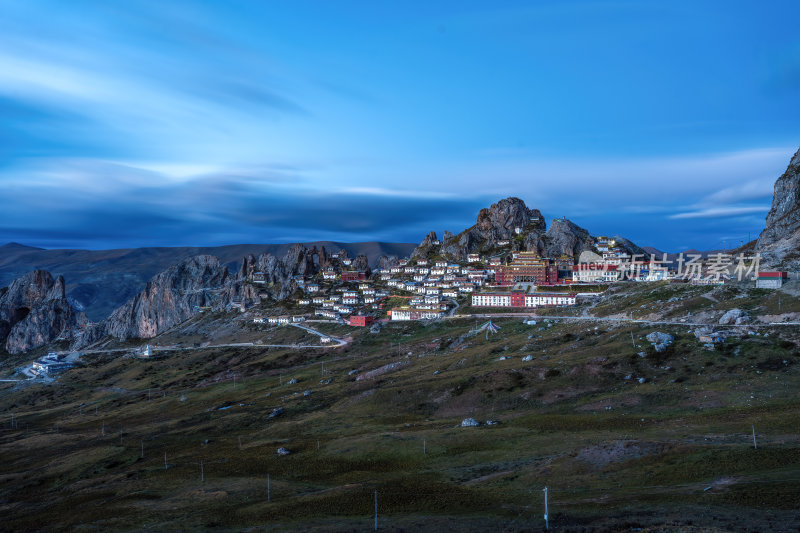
349 315 374 327
510 291 525 307
341 271 367 282
495 252 558 286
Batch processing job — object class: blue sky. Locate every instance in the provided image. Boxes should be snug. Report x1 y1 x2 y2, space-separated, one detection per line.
1 1 799 251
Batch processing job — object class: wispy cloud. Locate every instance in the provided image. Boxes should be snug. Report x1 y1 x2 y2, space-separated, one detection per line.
669 206 770 219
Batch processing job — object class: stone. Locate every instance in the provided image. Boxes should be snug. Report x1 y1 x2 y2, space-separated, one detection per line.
719 308 746 325
461 418 480 427
522 355 533 362
277 447 291 456
267 407 284 419
646 332 674 353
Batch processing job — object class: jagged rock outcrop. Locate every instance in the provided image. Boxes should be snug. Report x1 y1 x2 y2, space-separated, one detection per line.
415 197 644 262
0 270 82 353
756 147 800 268
475 197 545 241
104 255 229 340
376 255 400 270
542 218 596 258
416 198 547 261
351 254 371 276
411 231 440 260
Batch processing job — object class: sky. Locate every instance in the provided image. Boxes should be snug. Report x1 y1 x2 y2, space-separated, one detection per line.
1 1 799 252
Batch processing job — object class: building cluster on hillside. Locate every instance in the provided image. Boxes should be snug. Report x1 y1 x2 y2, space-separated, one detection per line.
242 241 787 323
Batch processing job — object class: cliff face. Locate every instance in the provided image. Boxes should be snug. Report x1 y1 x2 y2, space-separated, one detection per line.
541 218 596 257
103 255 229 340
756 147 800 268
0 270 82 353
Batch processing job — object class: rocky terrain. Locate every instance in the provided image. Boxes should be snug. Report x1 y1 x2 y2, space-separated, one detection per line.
412 196 644 261
0 241 415 321
757 147 800 269
73 244 376 347
0 270 83 354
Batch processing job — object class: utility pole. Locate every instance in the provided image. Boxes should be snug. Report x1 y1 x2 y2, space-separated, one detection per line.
164 452 168 470
752 425 757 450
543 486 549 531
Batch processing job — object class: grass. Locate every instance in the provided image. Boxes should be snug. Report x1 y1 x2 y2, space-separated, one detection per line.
1 283 800 531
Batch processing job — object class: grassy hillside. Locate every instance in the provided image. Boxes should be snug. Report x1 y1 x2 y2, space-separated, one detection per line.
1 286 799 531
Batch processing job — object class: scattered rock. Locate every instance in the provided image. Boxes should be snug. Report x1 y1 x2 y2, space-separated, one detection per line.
719 308 747 325
485 420 499 425
522 355 533 362
277 447 291 456
646 332 674 352
461 418 480 427
638 377 646 384
287 378 298 385
267 407 283 419
303 390 311 396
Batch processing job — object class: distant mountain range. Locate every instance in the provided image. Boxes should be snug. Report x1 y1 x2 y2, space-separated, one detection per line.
0 241 416 321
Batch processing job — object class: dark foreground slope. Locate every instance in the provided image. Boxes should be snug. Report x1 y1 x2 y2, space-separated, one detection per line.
1 282 799 531
0 241 416 321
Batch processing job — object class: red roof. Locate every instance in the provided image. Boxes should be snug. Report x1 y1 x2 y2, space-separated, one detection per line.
758 271 788 278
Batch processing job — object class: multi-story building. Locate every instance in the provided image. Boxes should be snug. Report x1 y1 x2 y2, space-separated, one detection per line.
472 289 576 308
390 307 445 321
573 263 619 283
341 271 366 282
495 252 557 286
349 315 374 327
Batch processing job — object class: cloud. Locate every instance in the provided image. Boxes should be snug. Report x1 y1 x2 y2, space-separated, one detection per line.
669 206 770 219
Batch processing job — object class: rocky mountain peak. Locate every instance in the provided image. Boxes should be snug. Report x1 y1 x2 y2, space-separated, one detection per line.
475 197 545 240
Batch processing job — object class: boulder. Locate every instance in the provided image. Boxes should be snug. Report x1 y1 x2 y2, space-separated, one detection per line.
719 308 747 325
461 418 480 427
646 332 674 353
277 447 291 456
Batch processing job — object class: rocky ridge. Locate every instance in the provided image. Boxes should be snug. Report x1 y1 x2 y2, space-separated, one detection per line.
75 244 374 347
